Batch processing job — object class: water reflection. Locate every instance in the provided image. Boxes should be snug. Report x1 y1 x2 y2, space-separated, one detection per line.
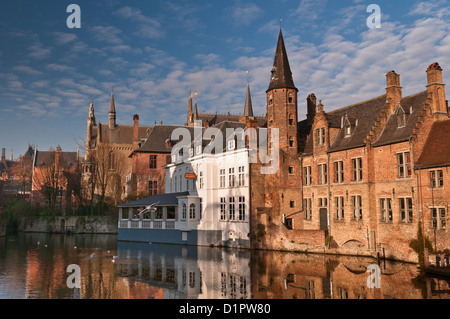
0 233 449 299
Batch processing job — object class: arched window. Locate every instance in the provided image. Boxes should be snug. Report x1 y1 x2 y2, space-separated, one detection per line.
182 203 187 220
189 203 196 220
289 113 294 125
288 93 293 104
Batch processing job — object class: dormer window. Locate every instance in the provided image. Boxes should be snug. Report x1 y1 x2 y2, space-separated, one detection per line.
343 115 352 138
396 105 407 128
316 128 325 146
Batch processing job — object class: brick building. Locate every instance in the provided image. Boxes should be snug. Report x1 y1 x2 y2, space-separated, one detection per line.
415 119 450 252
298 61 449 262
84 91 152 203
31 146 80 210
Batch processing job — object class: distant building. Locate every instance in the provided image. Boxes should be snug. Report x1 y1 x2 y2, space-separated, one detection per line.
83 91 152 203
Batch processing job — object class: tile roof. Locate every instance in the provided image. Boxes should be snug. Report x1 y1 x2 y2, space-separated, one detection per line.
134 125 194 154
416 119 450 168
372 91 428 147
98 123 151 145
326 94 387 153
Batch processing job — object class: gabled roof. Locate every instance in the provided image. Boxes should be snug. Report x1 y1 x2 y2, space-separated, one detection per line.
133 125 194 154
416 119 450 169
98 123 151 145
326 94 387 153
372 91 428 147
195 112 267 128
35 150 78 168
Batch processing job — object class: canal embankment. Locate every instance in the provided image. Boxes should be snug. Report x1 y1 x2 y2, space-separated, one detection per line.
17 215 118 234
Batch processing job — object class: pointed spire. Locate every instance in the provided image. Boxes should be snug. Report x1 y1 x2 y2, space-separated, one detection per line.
109 88 116 129
244 72 254 117
267 29 296 92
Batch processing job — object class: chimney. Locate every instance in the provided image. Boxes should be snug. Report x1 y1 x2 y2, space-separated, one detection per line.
426 62 447 116
55 145 62 169
307 93 317 123
133 114 140 151
317 100 324 113
386 70 402 114
10 149 13 161
1 148 5 161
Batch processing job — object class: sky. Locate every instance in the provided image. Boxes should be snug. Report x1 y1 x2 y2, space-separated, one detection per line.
0 0 449 158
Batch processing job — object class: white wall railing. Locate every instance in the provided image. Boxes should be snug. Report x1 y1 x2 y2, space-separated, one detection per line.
119 219 177 230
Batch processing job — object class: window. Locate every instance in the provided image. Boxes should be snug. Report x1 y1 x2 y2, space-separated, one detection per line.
238 166 245 186
149 155 157 169
352 158 362 181
431 208 446 229
303 166 312 186
399 198 413 223
228 140 235 151
290 200 295 208
148 180 158 196
174 176 177 192
182 203 187 220
228 168 235 187
220 169 226 188
289 137 295 148
56 186 63 197
430 170 444 188
220 198 226 221
289 114 294 125
319 197 327 208
318 164 327 185
398 152 411 178
289 166 294 175
345 124 351 137
199 171 204 189
288 93 293 104
316 128 325 146
352 195 362 220
199 198 202 220
189 203 196 220
304 198 312 220
380 198 393 222
229 197 236 220
109 151 115 170
167 207 176 220
334 161 344 183
238 197 245 221
335 196 344 220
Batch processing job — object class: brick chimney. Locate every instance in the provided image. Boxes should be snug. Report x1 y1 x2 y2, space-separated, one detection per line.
1 148 5 161
132 114 140 151
55 145 62 170
386 70 402 114
307 93 317 123
426 62 447 117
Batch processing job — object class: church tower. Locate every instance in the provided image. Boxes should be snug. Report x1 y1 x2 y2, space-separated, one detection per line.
266 29 298 154
86 99 97 154
109 89 117 129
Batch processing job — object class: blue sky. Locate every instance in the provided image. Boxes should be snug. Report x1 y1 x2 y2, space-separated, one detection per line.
0 0 449 157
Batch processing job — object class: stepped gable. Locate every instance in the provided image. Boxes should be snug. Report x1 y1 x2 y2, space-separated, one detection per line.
372 91 428 147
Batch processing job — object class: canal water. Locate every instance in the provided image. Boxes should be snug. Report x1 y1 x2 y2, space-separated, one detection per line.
0 232 448 299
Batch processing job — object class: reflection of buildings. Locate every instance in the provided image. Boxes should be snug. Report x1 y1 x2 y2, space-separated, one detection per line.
116 242 251 299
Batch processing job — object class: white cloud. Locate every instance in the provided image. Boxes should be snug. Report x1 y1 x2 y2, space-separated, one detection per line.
114 6 163 39
229 2 263 26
